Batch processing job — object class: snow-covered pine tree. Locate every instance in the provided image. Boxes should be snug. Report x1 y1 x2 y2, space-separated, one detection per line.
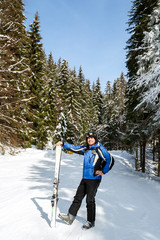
126 0 157 79
53 59 75 143
126 0 159 172
125 0 158 147
27 12 48 148
92 77 103 125
133 1 160 175
134 1 160 138
77 65 86 109
45 52 57 140
113 73 127 138
60 59 70 105
100 74 127 149
65 68 82 143
78 66 85 85
36 52 52 149
90 82 99 129
81 79 99 139
99 81 115 149
76 66 96 143
0 0 30 147
54 111 68 143
54 59 70 111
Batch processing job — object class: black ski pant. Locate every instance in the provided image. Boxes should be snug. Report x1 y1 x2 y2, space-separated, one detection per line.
68 179 101 223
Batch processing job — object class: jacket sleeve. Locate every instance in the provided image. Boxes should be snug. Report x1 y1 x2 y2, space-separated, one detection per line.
98 146 111 174
63 142 86 155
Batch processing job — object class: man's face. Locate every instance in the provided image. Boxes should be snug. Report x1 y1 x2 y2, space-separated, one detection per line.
87 137 96 146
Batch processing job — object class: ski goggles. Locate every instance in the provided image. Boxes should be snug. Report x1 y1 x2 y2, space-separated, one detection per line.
86 131 97 139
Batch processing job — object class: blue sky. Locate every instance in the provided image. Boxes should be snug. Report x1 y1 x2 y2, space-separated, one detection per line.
24 0 132 92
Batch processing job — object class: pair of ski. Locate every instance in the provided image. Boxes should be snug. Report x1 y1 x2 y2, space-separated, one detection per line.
50 145 62 227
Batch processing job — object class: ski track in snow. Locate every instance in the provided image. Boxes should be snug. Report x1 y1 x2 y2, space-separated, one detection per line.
0 147 160 240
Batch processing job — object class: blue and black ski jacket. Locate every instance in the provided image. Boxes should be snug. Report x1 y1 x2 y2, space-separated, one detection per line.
63 142 112 180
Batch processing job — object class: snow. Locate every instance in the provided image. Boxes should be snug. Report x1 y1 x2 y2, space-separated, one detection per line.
0 147 160 240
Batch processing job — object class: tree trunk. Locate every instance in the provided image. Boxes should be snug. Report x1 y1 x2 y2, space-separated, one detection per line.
135 147 139 171
158 140 160 177
142 140 146 173
152 140 155 162
140 142 143 169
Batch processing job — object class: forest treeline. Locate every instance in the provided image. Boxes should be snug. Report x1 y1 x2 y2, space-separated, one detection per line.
0 0 160 176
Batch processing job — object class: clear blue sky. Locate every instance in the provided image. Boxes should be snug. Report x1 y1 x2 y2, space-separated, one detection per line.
24 0 132 92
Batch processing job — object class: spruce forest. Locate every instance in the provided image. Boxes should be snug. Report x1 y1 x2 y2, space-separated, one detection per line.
0 0 160 176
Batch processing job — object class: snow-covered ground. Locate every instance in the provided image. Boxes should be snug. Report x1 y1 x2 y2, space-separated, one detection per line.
0 147 160 240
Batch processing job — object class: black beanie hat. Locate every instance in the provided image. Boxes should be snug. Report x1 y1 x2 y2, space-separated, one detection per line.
86 130 98 143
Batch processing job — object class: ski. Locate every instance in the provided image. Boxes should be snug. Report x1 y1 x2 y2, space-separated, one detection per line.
50 145 62 227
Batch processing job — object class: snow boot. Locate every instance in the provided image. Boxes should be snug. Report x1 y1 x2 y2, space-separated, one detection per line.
82 221 95 230
58 213 75 225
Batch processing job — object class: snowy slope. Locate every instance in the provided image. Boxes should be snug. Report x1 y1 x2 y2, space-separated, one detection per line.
0 147 160 240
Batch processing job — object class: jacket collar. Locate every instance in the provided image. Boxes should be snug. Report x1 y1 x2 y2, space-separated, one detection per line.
88 142 100 149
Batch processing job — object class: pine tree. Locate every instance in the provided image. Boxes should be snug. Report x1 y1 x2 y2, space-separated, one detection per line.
133 1 160 138
54 111 68 142
66 68 82 143
99 81 115 149
125 0 159 151
55 59 70 111
126 0 157 79
87 81 99 129
113 74 127 147
53 59 77 143
0 0 30 146
92 77 103 125
77 65 86 108
75 66 98 142
100 74 127 149
78 65 85 85
125 0 159 173
79 79 99 144
132 1 160 173
114 73 127 134
27 12 48 148
45 52 57 136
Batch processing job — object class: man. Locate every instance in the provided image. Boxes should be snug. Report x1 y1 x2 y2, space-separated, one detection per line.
56 130 112 230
